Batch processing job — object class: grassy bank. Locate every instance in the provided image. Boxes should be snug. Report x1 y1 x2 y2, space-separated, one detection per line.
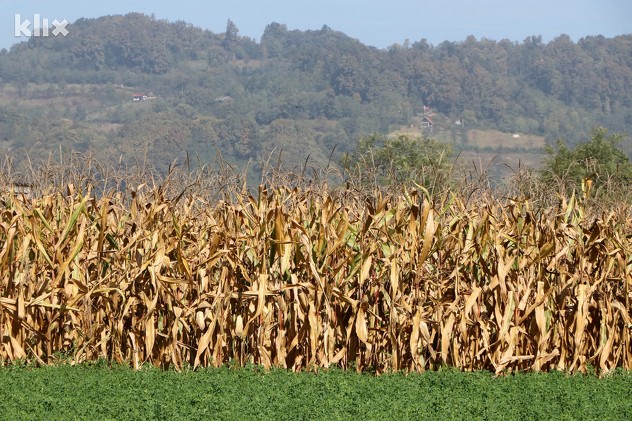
0 364 631 420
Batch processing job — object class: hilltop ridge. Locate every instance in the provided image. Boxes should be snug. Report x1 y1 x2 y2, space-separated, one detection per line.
0 13 630 177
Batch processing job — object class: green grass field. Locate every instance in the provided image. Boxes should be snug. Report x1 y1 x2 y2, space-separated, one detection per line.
0 364 630 420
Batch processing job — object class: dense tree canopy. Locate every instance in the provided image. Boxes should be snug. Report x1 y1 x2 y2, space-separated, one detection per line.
540 127 632 195
342 134 453 191
0 13 630 178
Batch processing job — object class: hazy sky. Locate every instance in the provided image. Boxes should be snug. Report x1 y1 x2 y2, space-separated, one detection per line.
2 0 631 50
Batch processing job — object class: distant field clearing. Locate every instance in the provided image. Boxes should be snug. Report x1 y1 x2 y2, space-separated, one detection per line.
466 129 545 150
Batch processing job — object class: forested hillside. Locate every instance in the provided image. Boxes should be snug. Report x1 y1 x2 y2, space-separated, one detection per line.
0 13 630 178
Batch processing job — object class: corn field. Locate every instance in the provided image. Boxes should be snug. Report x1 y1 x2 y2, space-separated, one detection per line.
0 184 631 374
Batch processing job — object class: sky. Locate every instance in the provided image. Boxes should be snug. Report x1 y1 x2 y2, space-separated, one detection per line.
1 0 631 50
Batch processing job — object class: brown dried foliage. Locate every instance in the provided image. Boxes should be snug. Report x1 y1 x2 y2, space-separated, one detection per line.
0 172 631 375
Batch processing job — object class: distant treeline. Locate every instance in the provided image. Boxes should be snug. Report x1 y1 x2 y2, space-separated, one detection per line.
0 13 630 175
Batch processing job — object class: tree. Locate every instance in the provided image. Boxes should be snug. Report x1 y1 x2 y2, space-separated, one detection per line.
222 19 240 56
540 127 632 194
342 134 453 192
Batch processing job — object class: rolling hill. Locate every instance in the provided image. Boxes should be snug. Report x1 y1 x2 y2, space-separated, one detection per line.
0 13 630 181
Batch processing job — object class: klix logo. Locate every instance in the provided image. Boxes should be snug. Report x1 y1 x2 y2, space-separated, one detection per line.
14 14 69 37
